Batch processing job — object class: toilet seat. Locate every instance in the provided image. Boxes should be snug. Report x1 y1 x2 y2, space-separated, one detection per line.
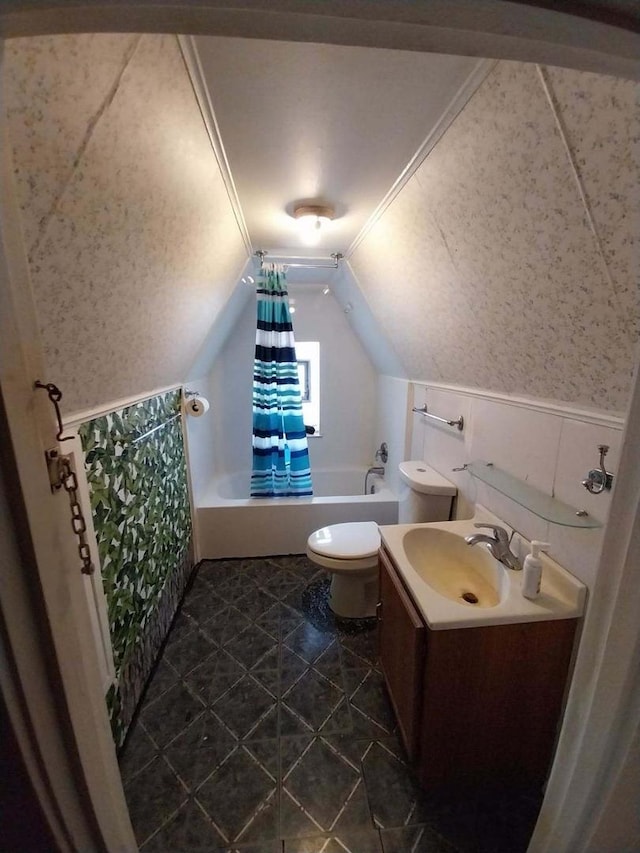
307 521 380 572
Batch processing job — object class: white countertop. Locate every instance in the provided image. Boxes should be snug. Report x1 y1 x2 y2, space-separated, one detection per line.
379 519 587 630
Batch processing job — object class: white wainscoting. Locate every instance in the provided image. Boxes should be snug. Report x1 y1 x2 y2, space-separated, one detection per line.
409 382 624 589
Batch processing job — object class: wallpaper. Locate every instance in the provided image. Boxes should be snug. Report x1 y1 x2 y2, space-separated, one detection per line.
4 34 247 415
79 390 193 746
350 61 639 412
542 66 639 337
4 38 637 415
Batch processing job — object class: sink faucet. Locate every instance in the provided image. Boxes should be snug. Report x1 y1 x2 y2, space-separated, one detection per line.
465 524 522 571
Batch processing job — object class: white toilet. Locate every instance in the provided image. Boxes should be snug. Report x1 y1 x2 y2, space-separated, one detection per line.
306 462 457 618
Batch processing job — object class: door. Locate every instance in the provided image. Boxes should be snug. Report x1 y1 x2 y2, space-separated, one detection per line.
378 547 426 761
0 41 136 850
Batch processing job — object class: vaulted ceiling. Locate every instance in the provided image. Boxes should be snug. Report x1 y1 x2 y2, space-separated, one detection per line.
4 30 638 414
194 36 482 260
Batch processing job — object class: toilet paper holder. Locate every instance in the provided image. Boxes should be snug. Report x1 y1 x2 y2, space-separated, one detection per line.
183 389 210 418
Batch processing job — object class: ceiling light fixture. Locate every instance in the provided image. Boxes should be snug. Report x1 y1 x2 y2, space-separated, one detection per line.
293 204 335 247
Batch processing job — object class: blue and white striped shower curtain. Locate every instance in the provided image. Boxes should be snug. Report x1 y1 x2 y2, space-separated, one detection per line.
250 264 313 497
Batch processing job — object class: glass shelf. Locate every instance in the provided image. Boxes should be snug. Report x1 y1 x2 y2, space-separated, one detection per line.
466 461 601 529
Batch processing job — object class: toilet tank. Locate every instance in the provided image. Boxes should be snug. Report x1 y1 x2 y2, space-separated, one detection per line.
398 461 457 524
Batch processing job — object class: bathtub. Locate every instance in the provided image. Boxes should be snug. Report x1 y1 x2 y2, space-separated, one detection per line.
197 467 399 558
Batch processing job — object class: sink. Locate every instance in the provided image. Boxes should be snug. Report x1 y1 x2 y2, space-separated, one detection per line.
402 527 508 608
379 518 587 630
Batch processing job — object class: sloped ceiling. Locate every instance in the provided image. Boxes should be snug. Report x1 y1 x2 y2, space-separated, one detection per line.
194 36 481 257
349 61 638 411
5 33 248 415
4 33 639 415
193 39 638 411
192 37 639 411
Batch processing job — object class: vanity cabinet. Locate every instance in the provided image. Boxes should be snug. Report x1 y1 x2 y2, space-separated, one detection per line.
378 545 577 791
378 547 425 761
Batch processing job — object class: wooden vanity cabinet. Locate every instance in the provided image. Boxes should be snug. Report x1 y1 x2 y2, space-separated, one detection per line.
378 545 578 792
378 547 425 761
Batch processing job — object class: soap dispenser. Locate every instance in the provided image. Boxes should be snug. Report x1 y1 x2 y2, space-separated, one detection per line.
522 541 550 600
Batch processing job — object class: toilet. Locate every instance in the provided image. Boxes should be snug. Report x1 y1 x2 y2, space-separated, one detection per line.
307 521 381 619
306 462 457 618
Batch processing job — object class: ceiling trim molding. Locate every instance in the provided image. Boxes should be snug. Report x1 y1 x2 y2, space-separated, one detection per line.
346 57 496 258
177 34 253 256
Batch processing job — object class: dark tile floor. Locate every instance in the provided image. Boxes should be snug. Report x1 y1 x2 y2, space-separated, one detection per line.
120 556 541 852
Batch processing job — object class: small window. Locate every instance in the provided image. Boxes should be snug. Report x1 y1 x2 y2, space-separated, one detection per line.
297 360 310 402
295 341 320 433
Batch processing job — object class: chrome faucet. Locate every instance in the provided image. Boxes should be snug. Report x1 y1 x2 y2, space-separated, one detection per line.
364 466 385 495
465 523 522 571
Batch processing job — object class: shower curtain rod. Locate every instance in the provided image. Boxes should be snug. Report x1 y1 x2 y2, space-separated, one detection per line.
254 250 343 270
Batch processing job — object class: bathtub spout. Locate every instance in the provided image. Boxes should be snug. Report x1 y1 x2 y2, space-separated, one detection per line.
365 466 385 495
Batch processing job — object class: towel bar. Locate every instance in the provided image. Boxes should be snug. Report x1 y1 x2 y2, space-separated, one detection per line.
412 406 464 431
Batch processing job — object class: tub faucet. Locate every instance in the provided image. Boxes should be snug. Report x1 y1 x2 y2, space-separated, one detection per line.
465 523 522 571
364 466 385 495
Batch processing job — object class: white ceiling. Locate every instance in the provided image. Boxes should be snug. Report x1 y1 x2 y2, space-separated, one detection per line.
194 37 481 261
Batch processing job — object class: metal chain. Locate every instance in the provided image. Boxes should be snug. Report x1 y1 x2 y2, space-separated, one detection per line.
60 455 94 575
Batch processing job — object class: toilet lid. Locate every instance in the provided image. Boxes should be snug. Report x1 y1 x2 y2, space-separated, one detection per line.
307 521 380 560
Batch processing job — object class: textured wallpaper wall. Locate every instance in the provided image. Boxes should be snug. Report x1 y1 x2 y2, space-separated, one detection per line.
350 61 639 412
5 34 248 415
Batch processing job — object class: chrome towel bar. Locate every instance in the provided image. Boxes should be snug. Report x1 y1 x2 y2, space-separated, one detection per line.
130 413 181 445
412 406 464 431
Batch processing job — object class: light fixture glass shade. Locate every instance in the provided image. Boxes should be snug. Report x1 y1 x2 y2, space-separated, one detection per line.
293 204 334 246
299 215 323 246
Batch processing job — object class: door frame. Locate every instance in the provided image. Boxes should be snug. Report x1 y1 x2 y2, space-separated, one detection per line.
0 0 638 80
0 4 638 851
0 41 136 851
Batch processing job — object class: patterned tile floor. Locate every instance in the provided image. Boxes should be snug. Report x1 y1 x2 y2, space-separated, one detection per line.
120 556 541 852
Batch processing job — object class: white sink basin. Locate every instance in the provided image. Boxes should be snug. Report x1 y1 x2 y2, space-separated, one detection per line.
402 527 508 608
379 518 587 630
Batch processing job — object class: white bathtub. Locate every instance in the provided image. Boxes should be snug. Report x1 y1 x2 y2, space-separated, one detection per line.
197 467 398 558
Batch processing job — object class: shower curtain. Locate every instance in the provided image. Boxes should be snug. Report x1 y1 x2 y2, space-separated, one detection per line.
250 264 313 497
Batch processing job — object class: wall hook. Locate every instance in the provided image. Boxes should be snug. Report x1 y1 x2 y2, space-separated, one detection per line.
34 381 74 442
582 444 614 495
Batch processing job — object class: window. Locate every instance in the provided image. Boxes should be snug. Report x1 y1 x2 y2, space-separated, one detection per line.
295 341 320 434
297 360 310 402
